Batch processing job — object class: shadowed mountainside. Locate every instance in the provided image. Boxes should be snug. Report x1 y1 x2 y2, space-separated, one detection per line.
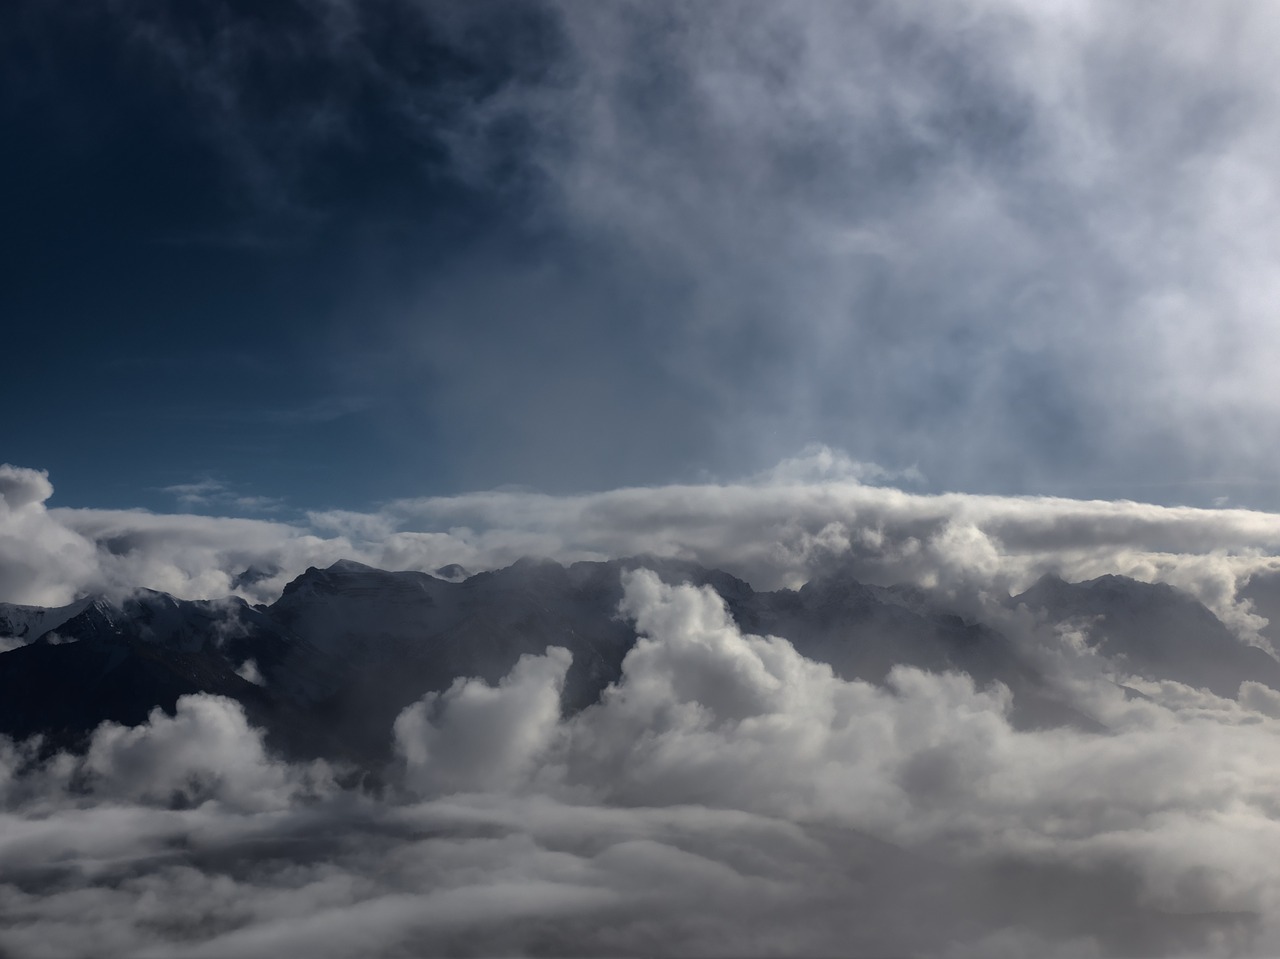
1 559 1274 765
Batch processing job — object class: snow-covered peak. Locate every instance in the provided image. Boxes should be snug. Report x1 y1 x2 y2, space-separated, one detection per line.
0 597 94 647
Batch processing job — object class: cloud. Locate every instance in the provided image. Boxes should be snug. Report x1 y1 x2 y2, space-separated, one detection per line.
81 696 332 812
42 1 1280 498
161 479 284 513
0 485 331 607
162 479 230 507
369 1 1280 499
0 465 53 511
10 451 1280 649
394 647 571 796
7 572 1280 956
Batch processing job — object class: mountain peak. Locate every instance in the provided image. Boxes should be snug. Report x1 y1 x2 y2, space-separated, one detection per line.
433 563 470 582
280 560 378 598
327 559 377 574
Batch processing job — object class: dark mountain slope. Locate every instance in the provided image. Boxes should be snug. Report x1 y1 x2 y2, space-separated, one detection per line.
2 560 1272 766
1013 574 1280 697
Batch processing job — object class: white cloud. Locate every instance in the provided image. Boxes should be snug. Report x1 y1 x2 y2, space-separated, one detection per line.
7 573 1280 955
162 479 230 507
235 658 265 686
0 695 332 819
10 452 1280 649
383 1 1280 495
161 479 284 513
377 573 1280 947
0 465 53 511
395 647 571 797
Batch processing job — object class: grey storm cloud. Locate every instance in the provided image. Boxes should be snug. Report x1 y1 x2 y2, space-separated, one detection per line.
7 570 1280 956
75 0 1280 500
451 0 1280 497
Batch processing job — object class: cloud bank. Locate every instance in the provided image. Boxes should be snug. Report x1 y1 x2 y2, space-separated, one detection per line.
7 451 1280 647
6 571 1280 956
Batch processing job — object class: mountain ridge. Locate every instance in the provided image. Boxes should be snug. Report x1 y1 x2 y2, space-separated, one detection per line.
2 559 1275 766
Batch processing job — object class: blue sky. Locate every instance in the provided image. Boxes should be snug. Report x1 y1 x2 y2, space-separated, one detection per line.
7 1 1280 516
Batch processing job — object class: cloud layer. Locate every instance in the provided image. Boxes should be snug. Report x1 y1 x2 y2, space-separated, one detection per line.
6 571 1280 956
8 452 1280 648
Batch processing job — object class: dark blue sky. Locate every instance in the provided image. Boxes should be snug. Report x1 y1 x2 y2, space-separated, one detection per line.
2 1 519 510
6 2 1280 515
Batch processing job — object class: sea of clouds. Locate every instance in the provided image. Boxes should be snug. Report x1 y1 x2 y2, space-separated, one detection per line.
8 458 1280 954
4 570 1280 956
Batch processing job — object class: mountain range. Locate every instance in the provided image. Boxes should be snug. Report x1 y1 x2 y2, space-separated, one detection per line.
3 558 1277 767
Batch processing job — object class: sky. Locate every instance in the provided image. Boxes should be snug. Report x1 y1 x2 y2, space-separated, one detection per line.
7 0 1280 516
15 8 1280 953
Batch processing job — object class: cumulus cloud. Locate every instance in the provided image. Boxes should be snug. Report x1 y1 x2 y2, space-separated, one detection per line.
0 465 53 511
81 697 332 812
7 572 1280 956
395 647 571 797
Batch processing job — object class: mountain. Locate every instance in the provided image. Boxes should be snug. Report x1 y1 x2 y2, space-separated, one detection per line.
0 558 640 763
1013 573 1280 697
734 572 1093 730
1 560 1275 765
0 616 274 752
259 557 637 759
0 597 93 647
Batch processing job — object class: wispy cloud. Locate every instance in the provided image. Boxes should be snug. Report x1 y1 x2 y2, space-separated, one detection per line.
160 478 284 513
